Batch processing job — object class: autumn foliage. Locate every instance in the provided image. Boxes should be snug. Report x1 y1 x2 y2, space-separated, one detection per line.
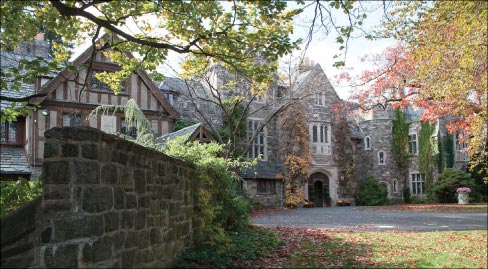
279 103 311 208
341 1 487 181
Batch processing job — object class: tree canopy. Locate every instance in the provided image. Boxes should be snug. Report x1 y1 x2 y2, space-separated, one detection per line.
0 0 301 120
341 1 487 180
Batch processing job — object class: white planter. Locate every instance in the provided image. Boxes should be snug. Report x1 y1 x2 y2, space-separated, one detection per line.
458 192 469 204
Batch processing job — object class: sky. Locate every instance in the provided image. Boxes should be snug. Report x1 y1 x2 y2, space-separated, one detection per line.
286 2 396 100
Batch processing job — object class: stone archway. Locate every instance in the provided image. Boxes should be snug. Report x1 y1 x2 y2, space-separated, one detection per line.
308 172 330 207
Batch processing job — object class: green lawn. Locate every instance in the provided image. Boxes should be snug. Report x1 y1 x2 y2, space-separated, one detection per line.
285 228 487 268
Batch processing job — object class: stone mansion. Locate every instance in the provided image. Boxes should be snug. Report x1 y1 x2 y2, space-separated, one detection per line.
158 59 470 207
1 36 470 207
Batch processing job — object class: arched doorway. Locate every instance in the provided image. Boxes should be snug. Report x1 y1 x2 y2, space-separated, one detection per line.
308 172 330 207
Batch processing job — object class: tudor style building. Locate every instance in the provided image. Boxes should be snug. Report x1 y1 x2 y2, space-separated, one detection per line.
0 34 178 180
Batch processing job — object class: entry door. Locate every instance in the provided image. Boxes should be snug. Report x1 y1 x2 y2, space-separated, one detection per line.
314 181 323 207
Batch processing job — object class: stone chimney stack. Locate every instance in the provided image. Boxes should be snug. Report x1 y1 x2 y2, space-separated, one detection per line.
13 32 50 59
298 56 315 74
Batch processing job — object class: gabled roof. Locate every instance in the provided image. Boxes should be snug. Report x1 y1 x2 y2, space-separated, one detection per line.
156 77 210 99
240 161 285 179
0 147 31 175
291 64 341 100
29 34 179 118
155 123 213 145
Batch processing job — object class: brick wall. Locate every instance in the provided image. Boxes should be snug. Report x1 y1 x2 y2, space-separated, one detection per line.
1 127 196 268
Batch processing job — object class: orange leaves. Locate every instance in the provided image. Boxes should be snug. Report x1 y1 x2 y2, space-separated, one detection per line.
250 226 487 268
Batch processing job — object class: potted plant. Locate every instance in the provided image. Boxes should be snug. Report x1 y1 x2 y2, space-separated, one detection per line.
325 193 332 207
337 199 351 206
456 187 471 204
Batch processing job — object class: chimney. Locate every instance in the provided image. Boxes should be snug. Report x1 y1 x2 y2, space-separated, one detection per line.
13 32 50 58
298 56 314 73
35 32 44 41
34 32 49 58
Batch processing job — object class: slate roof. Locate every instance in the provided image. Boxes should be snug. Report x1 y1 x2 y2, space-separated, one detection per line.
0 50 37 109
350 123 364 139
156 77 210 98
291 70 312 92
0 147 31 175
240 161 285 179
155 123 202 145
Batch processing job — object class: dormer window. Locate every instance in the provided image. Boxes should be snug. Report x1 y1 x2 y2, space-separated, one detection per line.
164 92 174 105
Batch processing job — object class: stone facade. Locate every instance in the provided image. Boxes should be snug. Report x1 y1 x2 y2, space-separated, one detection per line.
1 198 42 268
1 127 196 268
159 59 470 207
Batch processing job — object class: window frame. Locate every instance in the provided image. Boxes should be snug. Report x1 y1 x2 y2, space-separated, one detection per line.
378 150 386 165
454 131 469 161
246 118 267 160
1 121 18 144
89 69 127 94
410 173 425 196
257 179 276 194
364 136 371 150
314 92 325 106
61 113 82 128
120 118 138 138
408 133 418 155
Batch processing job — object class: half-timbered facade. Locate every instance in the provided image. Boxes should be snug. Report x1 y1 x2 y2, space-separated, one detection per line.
0 34 178 180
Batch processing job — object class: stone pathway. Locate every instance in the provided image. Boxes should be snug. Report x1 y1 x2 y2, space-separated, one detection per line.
251 207 488 232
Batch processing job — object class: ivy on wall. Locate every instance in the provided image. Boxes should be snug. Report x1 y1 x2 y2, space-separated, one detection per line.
391 109 410 187
332 114 355 197
443 134 455 168
279 103 311 208
418 122 438 194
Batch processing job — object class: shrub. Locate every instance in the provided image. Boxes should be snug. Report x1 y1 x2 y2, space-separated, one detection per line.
402 186 411 204
354 177 389 206
432 169 475 203
175 225 282 268
164 136 255 243
0 177 42 217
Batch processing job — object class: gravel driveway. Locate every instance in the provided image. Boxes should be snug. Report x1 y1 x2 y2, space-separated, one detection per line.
251 207 488 232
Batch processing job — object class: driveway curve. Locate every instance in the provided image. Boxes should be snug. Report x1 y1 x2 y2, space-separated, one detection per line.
251 207 488 232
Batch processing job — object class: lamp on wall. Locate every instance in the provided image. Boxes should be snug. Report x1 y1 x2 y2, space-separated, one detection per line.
40 109 50 116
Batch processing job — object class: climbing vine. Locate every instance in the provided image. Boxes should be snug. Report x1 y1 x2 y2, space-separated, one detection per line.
391 109 410 189
443 134 455 168
418 122 438 194
279 103 311 208
332 111 355 198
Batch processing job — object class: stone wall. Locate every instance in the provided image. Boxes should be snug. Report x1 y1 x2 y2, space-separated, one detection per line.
1 127 196 268
357 109 404 202
244 179 283 207
1 198 42 268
